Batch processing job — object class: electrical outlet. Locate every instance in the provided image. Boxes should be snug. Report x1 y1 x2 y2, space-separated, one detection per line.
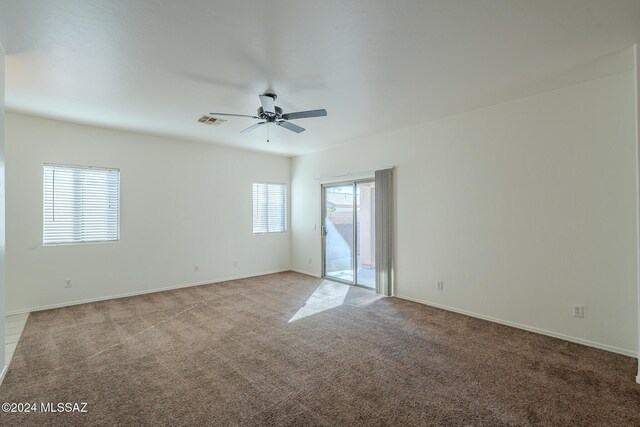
437 281 443 291
64 279 72 288
573 305 584 318
233 260 239 267
193 264 199 272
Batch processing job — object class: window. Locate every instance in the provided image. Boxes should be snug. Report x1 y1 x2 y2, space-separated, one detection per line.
253 182 287 233
43 164 120 245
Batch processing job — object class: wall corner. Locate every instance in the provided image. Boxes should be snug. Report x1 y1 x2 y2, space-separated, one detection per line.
634 43 640 382
0 42 6 382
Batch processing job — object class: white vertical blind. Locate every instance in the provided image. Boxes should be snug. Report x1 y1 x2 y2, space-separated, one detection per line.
43 164 120 245
375 168 394 296
253 182 287 233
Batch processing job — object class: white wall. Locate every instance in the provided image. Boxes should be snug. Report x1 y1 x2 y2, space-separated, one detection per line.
292 69 638 356
634 43 640 380
6 113 291 313
0 45 6 381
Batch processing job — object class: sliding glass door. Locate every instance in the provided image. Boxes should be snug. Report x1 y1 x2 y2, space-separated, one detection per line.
323 184 355 283
356 181 375 288
322 180 376 289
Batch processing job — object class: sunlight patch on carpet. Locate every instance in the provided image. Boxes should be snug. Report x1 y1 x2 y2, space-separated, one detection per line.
289 280 350 322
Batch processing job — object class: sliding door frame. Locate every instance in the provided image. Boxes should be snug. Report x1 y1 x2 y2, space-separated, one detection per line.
321 178 374 289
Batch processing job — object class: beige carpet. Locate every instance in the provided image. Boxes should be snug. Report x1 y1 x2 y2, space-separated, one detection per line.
0 271 638 426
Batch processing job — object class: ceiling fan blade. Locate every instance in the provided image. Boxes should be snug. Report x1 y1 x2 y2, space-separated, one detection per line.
277 121 305 134
259 95 276 114
241 122 267 133
282 109 327 120
210 112 260 119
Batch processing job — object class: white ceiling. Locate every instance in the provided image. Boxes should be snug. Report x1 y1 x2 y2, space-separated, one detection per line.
1 0 639 156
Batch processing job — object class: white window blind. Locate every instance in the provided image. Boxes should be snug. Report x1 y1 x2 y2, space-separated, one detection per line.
44 164 120 245
253 182 287 233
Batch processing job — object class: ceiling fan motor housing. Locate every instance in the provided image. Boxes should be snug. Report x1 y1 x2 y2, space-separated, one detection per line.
258 105 283 122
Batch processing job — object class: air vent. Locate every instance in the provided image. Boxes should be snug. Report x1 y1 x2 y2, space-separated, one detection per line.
197 115 227 126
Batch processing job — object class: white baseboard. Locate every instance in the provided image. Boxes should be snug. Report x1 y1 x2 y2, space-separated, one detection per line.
0 364 7 385
6 269 291 316
290 268 322 278
395 294 637 358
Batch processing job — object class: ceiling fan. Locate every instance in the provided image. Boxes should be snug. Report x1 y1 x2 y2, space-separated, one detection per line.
210 92 327 134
